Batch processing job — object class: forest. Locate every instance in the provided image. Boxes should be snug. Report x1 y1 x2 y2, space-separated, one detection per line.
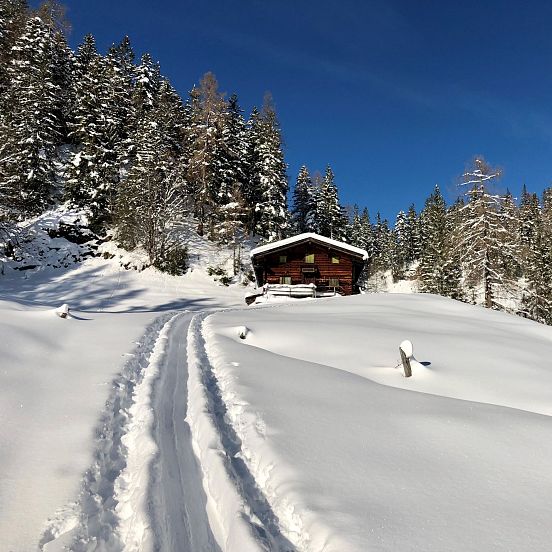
1 0 552 324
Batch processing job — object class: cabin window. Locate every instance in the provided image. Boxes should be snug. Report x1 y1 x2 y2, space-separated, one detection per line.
280 276 292 284
305 252 315 263
279 255 287 264
331 255 340 264
329 278 340 287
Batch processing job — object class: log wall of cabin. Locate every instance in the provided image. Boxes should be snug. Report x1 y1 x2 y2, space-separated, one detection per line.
256 242 361 295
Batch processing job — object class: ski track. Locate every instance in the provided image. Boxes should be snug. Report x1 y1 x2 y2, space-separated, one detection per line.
148 312 221 552
40 307 294 552
40 312 175 551
188 312 296 552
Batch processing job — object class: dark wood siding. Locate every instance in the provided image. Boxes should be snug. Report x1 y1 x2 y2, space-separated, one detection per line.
253 241 364 295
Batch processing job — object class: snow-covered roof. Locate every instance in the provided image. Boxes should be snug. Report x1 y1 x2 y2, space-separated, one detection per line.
250 233 368 260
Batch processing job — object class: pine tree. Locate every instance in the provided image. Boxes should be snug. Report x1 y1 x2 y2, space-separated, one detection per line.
0 0 28 102
418 185 462 298
252 93 289 241
65 37 134 225
522 187 552 324
456 157 520 310
315 165 346 240
116 80 187 267
185 72 227 237
292 165 316 233
391 210 407 280
214 92 250 241
0 16 68 216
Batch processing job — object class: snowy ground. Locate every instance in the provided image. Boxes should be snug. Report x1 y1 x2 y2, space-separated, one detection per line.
0 254 246 551
202 294 552 551
2 223 552 552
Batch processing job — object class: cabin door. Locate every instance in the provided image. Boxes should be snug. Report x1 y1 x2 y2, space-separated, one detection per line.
302 273 316 286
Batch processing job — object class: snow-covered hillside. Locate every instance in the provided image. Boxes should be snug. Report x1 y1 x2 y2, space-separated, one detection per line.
202 294 552 551
2 231 552 552
0 253 247 551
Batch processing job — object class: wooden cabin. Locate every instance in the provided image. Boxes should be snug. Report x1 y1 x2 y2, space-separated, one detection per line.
250 233 367 297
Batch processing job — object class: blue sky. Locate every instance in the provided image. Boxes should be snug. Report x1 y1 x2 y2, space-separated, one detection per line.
49 0 552 221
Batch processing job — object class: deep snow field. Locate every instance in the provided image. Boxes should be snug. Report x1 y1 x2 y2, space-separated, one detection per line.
0 254 246 551
1 241 552 551
204 294 552 551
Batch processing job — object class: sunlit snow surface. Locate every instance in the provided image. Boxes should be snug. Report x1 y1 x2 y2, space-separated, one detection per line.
204 294 552 551
2 244 552 552
0 257 246 551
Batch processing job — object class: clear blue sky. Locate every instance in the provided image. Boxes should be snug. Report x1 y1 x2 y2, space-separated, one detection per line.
47 0 552 221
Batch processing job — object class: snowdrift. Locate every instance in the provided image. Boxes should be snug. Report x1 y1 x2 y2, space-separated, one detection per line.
203 293 552 551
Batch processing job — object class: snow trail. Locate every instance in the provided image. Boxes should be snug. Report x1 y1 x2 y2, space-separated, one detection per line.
187 312 296 552
40 312 175 551
148 312 221 552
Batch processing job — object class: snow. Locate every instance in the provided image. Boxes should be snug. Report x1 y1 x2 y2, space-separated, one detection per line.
0 250 246 551
3 210 552 551
114 314 178 551
399 338 413 358
250 232 368 260
202 293 552 551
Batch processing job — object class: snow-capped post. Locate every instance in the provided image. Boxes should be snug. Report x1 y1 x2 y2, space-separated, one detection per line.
399 340 413 378
238 326 249 339
55 304 70 319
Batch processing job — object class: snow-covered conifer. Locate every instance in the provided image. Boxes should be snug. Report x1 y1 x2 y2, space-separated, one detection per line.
315 165 346 240
65 37 134 225
116 80 187 266
456 157 520 309
185 72 227 237
418 185 462 298
0 16 67 216
292 166 317 234
251 94 289 241
0 0 28 101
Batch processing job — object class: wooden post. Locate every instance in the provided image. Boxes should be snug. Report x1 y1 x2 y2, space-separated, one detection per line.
399 346 412 377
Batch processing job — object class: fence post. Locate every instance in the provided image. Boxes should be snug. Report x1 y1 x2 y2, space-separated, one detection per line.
399 340 413 378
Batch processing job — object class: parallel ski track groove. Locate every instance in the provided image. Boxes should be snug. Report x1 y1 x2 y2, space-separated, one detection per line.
191 312 296 552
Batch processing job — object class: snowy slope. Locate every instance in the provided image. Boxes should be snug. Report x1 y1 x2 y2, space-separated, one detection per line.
203 294 552 551
0 255 247 551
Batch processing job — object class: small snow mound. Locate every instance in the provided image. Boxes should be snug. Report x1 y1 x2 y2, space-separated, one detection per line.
399 339 413 358
237 326 249 339
55 304 70 319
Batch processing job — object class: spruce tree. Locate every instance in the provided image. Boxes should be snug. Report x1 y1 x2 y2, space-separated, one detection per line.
0 0 28 103
215 93 250 241
243 106 262 234
456 157 520 309
252 94 288 241
116 80 187 267
418 185 462 298
316 165 346 240
349 205 362 246
522 187 552 324
370 212 392 274
185 73 227 237
65 37 134 226
391 210 407 280
292 165 316 233
404 203 421 262
0 16 68 216
518 185 540 259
